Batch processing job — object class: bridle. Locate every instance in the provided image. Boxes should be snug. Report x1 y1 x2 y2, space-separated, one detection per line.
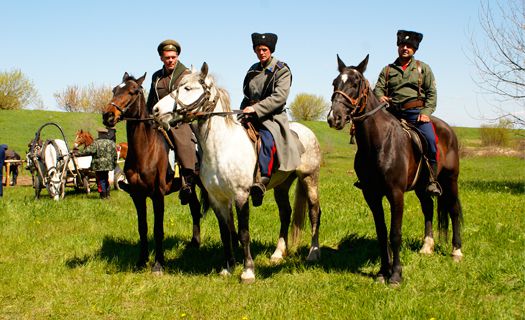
330 72 387 123
168 77 243 124
110 87 153 122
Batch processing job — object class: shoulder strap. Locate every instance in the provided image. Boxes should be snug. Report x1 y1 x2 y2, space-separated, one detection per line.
384 65 391 97
416 60 423 99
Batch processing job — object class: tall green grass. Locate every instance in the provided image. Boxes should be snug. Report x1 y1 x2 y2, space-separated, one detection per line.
0 112 524 319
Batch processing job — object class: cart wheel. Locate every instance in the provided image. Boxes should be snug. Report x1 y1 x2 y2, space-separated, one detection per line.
83 176 91 194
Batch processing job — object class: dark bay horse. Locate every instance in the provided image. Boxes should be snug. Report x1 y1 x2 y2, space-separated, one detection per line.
328 55 463 284
102 72 202 273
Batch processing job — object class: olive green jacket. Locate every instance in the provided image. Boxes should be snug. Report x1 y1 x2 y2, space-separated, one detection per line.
373 58 437 116
77 139 117 171
240 57 304 172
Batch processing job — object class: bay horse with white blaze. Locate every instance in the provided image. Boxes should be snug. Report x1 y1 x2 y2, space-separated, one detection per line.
102 72 202 273
153 63 322 283
328 55 463 284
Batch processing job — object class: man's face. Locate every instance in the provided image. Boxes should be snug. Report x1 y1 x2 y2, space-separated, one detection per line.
397 44 415 60
254 45 271 64
161 50 179 71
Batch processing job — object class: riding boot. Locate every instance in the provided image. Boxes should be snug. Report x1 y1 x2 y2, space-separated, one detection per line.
250 176 270 207
179 170 194 205
99 191 106 199
426 163 442 196
105 189 110 199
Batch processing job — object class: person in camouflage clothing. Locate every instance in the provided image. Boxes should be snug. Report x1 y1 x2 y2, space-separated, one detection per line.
76 128 117 199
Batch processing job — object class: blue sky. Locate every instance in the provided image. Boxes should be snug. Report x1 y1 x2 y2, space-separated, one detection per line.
1 0 521 127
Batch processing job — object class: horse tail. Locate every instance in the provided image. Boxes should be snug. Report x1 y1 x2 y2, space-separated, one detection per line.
437 189 463 240
291 179 308 246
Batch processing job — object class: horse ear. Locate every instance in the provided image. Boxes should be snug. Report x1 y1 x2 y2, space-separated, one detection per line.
337 54 347 72
136 72 147 86
200 62 209 79
122 72 130 82
356 54 369 74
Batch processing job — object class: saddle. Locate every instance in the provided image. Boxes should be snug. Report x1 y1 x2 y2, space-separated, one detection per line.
399 119 433 190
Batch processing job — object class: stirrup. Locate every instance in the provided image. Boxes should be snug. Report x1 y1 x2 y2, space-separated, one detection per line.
426 181 442 196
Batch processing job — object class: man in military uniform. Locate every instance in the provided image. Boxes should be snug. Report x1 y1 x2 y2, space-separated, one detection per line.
241 32 304 207
373 30 441 196
76 128 117 199
146 39 197 205
0 144 7 197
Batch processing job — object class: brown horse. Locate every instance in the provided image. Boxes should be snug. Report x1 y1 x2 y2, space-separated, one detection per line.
102 72 202 273
74 129 127 160
328 55 463 284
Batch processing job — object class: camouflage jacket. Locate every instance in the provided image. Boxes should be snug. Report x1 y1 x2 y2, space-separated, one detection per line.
77 138 117 171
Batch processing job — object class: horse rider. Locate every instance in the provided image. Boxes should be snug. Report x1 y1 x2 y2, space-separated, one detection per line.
75 128 117 199
373 30 441 196
146 39 197 205
0 144 7 197
241 32 304 207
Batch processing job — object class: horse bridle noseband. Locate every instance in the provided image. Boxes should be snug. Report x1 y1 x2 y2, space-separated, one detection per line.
170 77 220 119
110 86 153 122
330 75 387 122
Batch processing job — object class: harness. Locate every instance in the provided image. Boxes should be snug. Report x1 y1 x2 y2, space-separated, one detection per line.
385 60 424 110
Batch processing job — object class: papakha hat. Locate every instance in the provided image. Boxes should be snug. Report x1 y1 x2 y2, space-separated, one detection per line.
157 39 181 55
251 33 278 53
396 30 423 50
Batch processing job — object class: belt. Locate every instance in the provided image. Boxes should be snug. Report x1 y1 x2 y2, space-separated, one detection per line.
401 99 425 110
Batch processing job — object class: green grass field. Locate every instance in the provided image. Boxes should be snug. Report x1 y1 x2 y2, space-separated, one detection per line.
0 110 524 319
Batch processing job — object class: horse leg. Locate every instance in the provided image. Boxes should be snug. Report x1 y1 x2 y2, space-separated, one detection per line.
363 190 391 282
387 189 405 284
236 199 255 283
131 194 149 268
187 191 201 248
271 179 294 263
214 206 236 276
438 176 463 261
151 194 165 274
301 174 322 262
415 188 435 254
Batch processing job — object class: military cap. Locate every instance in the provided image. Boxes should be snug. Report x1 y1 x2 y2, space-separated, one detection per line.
251 33 278 53
396 30 423 50
157 39 181 55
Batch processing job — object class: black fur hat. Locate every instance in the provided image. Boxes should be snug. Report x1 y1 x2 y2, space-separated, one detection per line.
251 33 278 53
396 30 423 50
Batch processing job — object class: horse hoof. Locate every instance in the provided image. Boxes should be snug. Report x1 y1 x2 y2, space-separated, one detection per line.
452 248 463 262
270 249 285 263
419 236 435 255
188 238 201 248
151 262 164 275
219 269 231 277
306 247 321 261
375 273 387 284
241 269 255 284
389 273 402 286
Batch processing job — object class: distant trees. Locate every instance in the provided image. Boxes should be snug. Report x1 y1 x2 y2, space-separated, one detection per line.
0 69 41 110
289 93 329 121
468 0 525 127
54 83 113 113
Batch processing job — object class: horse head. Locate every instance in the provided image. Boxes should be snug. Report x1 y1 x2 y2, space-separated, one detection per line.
327 54 370 130
74 129 94 148
153 62 225 130
102 72 147 127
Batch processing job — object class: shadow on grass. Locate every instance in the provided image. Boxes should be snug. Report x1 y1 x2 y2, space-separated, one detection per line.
66 233 439 279
461 180 524 195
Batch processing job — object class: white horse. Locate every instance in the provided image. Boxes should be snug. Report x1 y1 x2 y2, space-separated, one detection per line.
153 62 322 283
41 139 70 200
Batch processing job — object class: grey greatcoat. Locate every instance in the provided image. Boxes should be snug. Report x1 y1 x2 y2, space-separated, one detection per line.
240 57 304 171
